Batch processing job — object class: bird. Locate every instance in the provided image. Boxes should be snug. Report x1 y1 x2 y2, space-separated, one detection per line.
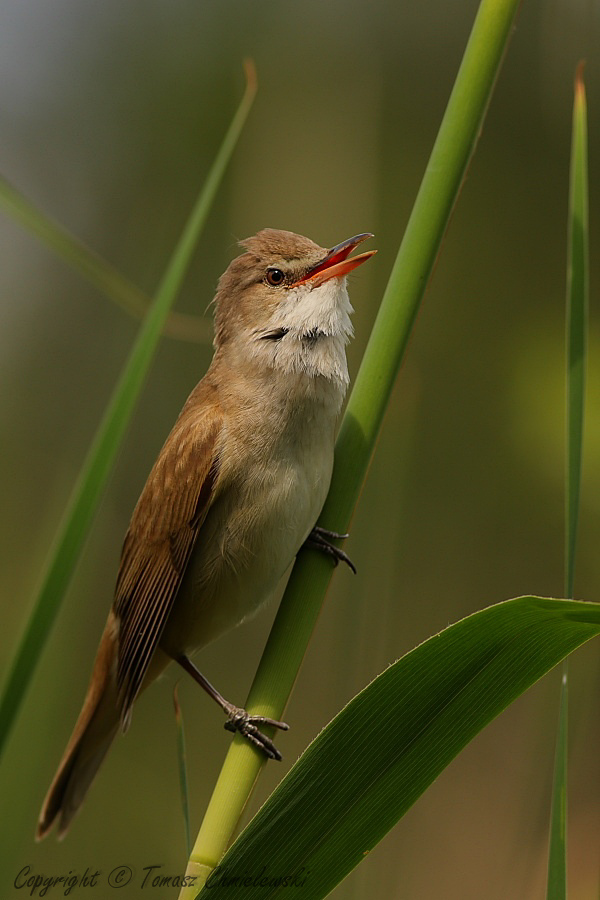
36 227 376 840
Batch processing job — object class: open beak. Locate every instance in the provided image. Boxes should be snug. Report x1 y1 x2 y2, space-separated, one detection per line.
292 233 376 288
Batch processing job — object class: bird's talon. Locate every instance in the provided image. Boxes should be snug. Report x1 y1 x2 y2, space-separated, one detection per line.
303 526 357 574
224 706 287 760
312 526 349 541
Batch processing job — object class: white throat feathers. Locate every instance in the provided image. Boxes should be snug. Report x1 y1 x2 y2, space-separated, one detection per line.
252 277 354 389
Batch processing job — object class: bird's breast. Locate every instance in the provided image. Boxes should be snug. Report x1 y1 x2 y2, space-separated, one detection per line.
160 396 336 655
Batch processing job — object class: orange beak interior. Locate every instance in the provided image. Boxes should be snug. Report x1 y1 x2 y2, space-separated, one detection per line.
292 233 376 288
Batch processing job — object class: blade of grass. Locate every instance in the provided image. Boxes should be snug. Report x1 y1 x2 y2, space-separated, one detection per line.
0 175 211 344
193 598 600 900
0 60 257 758
547 672 569 899
546 61 589 900
179 2 522 894
174 685 192 859
564 61 588 603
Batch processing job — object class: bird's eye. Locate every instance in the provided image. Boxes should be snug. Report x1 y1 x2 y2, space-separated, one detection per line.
265 267 285 287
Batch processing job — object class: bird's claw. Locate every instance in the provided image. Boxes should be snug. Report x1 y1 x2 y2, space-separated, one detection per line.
304 526 357 574
224 707 289 761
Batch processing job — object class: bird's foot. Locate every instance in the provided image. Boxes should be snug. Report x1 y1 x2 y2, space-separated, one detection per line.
304 526 357 574
224 707 289 761
177 655 288 760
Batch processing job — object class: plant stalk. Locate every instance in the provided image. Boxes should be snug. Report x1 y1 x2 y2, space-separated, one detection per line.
180 2 522 895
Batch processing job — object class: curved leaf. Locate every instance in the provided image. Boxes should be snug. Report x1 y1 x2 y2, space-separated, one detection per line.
196 597 600 900
0 62 257 757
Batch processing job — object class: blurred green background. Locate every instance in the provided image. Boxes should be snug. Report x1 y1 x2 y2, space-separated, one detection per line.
1 1 599 898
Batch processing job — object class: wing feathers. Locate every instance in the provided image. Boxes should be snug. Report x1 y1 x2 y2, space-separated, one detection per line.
113 397 221 725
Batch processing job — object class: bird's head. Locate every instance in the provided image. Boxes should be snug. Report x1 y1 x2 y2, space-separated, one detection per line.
213 229 375 385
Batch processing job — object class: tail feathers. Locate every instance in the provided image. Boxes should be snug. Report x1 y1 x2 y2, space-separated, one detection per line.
37 615 120 841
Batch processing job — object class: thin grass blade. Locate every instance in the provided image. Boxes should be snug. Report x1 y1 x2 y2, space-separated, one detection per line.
564 61 588 602
546 61 589 900
174 685 192 859
0 174 210 344
194 598 600 900
0 61 257 757
547 672 569 899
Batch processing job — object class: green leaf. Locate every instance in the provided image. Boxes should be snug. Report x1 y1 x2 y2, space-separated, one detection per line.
0 175 210 344
174 686 192 859
0 61 257 758
546 61 589 900
564 60 588 601
194 597 600 900
547 672 568 899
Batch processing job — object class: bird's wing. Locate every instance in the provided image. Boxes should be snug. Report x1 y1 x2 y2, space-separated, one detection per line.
113 386 222 726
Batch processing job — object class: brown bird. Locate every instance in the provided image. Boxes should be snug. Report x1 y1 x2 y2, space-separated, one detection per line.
37 228 376 840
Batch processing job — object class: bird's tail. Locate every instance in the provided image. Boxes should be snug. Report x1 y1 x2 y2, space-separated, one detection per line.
36 614 121 841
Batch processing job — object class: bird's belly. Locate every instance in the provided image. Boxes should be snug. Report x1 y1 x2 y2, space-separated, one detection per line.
159 443 333 656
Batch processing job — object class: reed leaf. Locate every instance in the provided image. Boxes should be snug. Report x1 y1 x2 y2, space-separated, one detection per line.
0 61 257 757
174 685 192 859
546 61 589 900
0 175 210 343
195 598 600 900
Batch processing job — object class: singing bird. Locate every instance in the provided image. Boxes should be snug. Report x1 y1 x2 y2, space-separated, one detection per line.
37 228 375 839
